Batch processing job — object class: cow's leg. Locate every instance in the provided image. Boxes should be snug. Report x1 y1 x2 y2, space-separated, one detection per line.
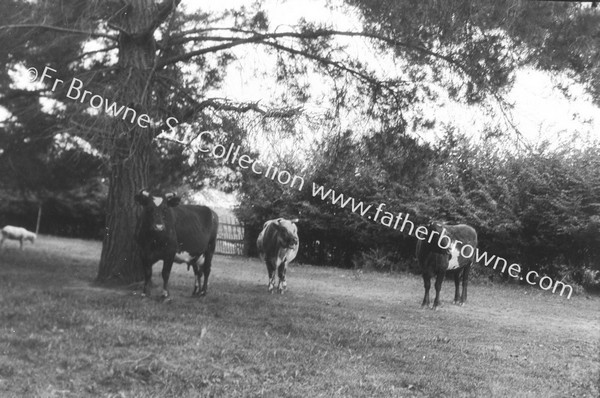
453 270 461 304
142 261 153 297
0 235 4 249
266 259 276 293
460 265 470 305
277 261 287 294
199 249 214 296
421 272 431 308
190 259 201 296
161 258 174 300
19 237 24 250
432 270 445 310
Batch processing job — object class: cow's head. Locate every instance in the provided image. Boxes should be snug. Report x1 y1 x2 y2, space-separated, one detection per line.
426 220 444 234
134 189 181 234
272 218 299 249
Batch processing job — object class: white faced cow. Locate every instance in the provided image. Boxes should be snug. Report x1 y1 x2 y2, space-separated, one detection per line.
0 226 36 250
257 218 299 294
134 190 219 299
416 221 478 310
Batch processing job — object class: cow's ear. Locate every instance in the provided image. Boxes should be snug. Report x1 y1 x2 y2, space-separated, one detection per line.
165 193 181 207
134 189 151 206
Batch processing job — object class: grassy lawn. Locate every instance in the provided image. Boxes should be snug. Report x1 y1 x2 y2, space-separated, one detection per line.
0 235 598 397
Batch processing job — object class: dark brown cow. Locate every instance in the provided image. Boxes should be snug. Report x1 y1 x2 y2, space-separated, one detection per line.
416 222 478 310
134 190 219 299
257 218 299 294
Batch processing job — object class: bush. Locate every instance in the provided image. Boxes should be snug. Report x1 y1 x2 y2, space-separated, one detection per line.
352 247 413 273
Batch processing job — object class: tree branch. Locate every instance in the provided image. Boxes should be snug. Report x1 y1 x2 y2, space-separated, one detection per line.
144 0 181 36
162 34 250 48
195 98 302 117
262 40 383 90
168 97 301 126
158 35 268 67
321 30 468 74
168 26 259 41
156 86 301 133
67 45 118 63
0 89 48 106
158 28 468 75
105 0 181 40
105 2 132 35
0 24 117 40
263 40 408 113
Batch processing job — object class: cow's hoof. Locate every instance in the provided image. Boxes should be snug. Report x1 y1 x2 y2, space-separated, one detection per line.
279 282 287 294
199 290 207 297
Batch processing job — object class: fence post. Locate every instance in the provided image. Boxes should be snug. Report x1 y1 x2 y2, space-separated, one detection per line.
35 203 42 235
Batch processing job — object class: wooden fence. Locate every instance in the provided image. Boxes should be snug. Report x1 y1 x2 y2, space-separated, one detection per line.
215 214 245 256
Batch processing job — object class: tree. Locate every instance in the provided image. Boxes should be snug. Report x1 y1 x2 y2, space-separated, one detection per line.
4 0 581 284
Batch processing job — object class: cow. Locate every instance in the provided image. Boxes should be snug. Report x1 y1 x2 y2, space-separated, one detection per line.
0 226 36 250
256 218 299 294
416 221 478 310
134 189 219 299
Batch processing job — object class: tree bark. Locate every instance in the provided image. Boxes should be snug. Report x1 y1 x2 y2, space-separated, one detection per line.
96 0 161 284
97 153 150 282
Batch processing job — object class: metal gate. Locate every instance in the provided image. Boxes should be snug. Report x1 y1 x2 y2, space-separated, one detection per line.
215 214 244 255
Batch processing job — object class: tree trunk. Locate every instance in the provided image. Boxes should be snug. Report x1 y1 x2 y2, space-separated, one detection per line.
97 154 150 282
96 0 161 284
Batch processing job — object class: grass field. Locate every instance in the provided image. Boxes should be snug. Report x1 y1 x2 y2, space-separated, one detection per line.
0 235 598 397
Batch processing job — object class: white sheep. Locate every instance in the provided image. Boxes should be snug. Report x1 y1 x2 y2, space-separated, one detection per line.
0 226 37 250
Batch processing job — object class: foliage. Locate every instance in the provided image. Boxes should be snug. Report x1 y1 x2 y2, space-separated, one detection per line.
0 145 108 238
349 0 600 106
352 247 409 273
237 127 442 267
434 135 600 282
238 126 600 287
